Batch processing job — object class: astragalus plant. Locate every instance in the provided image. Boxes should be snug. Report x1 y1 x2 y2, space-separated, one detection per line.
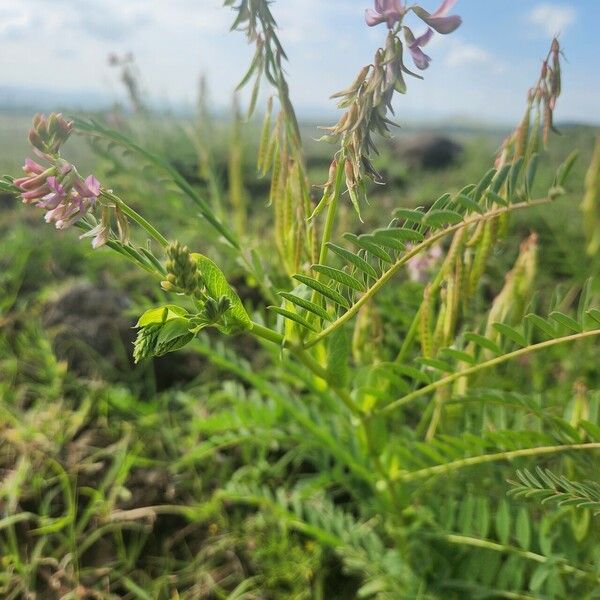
3 1 600 597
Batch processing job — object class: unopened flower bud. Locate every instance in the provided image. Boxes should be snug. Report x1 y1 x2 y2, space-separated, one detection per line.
161 241 203 296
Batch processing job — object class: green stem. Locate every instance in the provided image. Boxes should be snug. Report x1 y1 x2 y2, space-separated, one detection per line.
250 321 284 345
317 160 344 266
250 320 361 414
102 191 168 248
309 160 344 311
397 442 600 482
434 532 600 583
381 328 600 416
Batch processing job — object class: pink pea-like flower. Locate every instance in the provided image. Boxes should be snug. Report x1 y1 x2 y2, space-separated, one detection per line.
365 0 406 29
405 27 434 70
413 0 462 34
365 0 461 35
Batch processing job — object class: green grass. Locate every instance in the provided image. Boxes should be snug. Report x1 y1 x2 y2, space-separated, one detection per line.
1 108 600 599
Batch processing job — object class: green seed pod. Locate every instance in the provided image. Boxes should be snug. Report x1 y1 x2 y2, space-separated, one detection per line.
465 221 485 248
420 285 434 358
468 219 496 295
432 295 446 356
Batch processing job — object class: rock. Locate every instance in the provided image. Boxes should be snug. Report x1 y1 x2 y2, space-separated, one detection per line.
43 282 135 377
398 134 463 170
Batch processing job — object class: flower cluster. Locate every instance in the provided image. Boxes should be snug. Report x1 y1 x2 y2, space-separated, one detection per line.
366 0 461 71
161 242 203 296
321 1 461 213
15 113 105 246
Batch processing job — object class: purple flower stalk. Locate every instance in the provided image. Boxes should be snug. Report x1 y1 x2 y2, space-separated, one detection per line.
15 115 103 244
366 0 461 70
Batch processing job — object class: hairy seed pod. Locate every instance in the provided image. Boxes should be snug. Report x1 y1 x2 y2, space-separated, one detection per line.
466 221 485 248
443 277 456 344
293 206 304 272
460 248 472 312
515 104 531 159
443 228 467 276
581 136 600 256
468 219 495 295
420 285 433 358
257 97 273 175
432 294 446 355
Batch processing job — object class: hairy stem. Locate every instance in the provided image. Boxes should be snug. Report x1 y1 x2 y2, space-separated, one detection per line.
434 532 600 583
397 442 600 482
250 321 361 414
102 191 169 248
381 328 600 416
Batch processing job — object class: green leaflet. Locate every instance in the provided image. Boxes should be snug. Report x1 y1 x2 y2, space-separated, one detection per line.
373 227 425 243
454 194 484 215
549 311 582 333
463 332 501 355
326 243 378 279
327 328 351 387
136 305 188 327
312 264 366 292
473 168 496 203
192 253 252 334
424 209 464 228
279 292 331 322
268 306 317 333
492 322 528 347
393 208 425 224
293 274 351 309
343 233 393 263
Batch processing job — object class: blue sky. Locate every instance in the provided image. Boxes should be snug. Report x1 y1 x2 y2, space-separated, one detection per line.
0 0 597 124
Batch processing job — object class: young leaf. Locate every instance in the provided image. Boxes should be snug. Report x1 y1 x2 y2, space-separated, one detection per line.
192 253 252 333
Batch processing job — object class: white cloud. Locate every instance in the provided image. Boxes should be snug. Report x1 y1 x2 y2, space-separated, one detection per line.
445 42 492 68
433 38 505 74
527 3 576 37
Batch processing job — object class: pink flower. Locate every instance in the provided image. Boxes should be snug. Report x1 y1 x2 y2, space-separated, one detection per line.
405 27 434 70
365 0 406 29
411 0 462 35
16 156 101 230
24 158 45 175
37 176 66 209
407 244 442 282
76 175 101 199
